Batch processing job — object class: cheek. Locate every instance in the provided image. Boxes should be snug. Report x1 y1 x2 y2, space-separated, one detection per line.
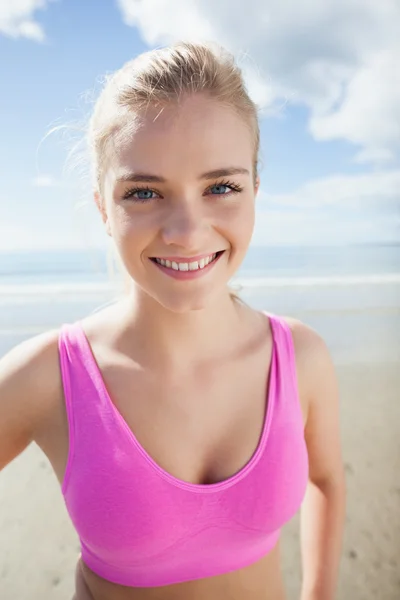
110 206 151 246
217 198 255 245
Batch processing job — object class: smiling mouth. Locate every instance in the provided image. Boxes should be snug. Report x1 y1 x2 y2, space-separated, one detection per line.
150 251 224 272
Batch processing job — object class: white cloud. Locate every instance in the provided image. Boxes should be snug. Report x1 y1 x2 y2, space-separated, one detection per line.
32 175 59 187
310 49 400 164
253 170 400 245
259 170 400 210
0 223 43 251
116 0 400 163
0 212 103 252
252 210 380 247
0 0 55 42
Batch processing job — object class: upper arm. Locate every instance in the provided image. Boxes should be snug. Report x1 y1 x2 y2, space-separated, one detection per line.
285 318 345 487
0 330 61 472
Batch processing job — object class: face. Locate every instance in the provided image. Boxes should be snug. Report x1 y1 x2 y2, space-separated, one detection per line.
97 94 259 313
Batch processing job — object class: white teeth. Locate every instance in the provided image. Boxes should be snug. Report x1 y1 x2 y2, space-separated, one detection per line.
154 253 219 272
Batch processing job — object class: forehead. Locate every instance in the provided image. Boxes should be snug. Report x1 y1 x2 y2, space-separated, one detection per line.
106 95 254 183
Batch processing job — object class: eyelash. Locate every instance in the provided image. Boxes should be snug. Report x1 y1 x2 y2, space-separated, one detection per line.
121 179 244 203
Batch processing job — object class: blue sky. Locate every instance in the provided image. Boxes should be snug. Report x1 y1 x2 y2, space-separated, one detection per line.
0 0 399 251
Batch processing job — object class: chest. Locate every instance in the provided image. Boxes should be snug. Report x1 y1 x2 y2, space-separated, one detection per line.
65 349 308 578
96 345 273 487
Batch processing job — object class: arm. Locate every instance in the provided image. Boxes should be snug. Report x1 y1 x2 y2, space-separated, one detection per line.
289 320 346 600
0 330 60 472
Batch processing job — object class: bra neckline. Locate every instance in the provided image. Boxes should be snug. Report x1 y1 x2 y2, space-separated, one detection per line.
74 313 277 494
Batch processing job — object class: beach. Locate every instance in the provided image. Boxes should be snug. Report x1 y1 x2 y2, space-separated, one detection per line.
0 281 399 599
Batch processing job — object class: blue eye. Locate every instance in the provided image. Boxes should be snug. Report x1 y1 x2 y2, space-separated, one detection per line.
135 189 155 200
207 181 243 197
122 187 159 202
210 184 230 195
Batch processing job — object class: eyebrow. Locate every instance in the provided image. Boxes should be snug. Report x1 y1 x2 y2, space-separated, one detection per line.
115 167 250 185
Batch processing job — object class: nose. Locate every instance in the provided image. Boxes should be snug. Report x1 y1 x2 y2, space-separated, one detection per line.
161 203 209 249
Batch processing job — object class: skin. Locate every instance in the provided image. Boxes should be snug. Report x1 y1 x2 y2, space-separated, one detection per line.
0 94 345 600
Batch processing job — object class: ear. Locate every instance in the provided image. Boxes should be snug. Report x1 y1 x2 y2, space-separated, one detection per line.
94 191 112 237
254 176 260 195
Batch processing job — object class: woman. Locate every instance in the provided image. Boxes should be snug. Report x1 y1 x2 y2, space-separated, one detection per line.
0 42 346 600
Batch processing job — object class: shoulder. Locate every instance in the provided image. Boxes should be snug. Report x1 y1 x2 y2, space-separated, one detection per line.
1 328 62 386
280 316 338 419
282 316 330 366
0 329 63 467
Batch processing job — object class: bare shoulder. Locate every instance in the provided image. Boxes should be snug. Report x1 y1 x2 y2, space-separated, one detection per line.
282 317 344 485
0 329 61 392
0 329 63 471
281 317 338 415
283 316 331 365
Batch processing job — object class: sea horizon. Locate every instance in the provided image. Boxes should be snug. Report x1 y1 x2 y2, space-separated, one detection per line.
0 243 399 289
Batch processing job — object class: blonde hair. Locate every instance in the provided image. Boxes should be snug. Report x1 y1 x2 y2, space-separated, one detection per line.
88 41 260 195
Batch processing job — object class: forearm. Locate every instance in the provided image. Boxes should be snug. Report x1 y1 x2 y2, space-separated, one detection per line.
300 476 346 600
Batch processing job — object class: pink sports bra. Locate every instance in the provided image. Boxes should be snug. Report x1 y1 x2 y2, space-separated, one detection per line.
58 313 308 587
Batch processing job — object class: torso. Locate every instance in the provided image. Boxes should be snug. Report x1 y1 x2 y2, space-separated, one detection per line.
75 547 286 600
35 302 307 600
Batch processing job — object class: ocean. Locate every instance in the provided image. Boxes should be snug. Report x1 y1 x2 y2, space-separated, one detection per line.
0 244 399 285
0 244 399 364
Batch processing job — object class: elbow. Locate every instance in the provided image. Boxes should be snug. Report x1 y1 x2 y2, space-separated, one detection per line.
308 467 347 500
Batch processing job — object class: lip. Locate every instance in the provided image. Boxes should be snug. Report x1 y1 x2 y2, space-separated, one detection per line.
149 251 225 280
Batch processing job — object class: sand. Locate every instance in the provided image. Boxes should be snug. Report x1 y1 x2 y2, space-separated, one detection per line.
1 357 399 599
282 362 400 600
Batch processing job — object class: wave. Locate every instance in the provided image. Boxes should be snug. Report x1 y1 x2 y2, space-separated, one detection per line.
0 272 399 298
234 273 400 287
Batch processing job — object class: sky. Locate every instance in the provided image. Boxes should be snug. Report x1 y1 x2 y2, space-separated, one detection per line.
0 0 399 251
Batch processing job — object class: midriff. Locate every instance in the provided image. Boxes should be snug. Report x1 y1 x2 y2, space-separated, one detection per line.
74 543 286 600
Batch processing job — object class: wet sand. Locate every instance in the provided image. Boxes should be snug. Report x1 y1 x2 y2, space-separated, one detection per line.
1 361 399 600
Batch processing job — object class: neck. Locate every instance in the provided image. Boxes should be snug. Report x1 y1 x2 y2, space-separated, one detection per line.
120 286 247 367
